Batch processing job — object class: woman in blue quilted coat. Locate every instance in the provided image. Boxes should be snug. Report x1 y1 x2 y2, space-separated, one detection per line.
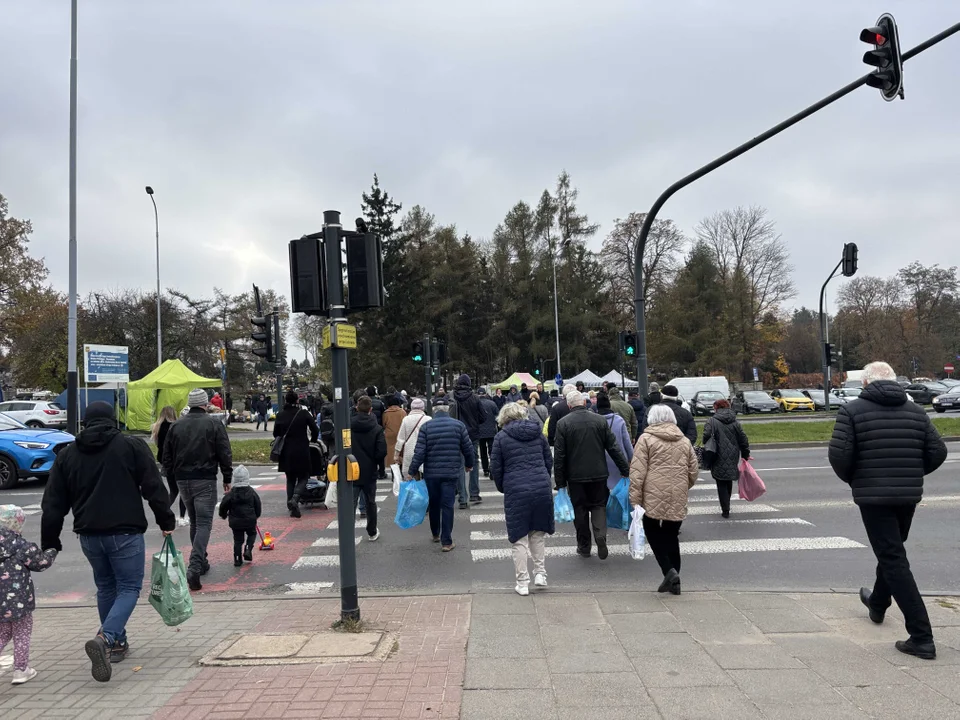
490 402 555 596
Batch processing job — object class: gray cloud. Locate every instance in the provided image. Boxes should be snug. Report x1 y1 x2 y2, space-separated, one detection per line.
1 0 957 316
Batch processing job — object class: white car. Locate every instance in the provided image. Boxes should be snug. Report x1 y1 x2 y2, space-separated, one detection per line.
0 400 68 429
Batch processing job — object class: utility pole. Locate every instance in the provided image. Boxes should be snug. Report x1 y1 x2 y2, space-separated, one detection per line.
66 0 79 435
423 333 432 416
273 308 283 407
632 19 960 388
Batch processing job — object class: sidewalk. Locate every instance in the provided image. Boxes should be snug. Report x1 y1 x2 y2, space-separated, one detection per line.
0 591 958 719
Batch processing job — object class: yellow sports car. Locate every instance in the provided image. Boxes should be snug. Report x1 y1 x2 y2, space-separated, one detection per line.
771 389 816 412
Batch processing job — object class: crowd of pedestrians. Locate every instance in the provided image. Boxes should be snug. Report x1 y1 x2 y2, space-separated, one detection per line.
3 361 947 688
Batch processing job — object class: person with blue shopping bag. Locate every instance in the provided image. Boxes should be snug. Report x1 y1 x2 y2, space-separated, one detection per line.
407 399 475 552
628 404 699 595
490 402 555 596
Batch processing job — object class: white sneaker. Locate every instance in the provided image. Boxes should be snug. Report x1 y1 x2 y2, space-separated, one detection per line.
515 584 529 596
177 517 190 527
368 530 380 542
11 667 37 685
534 573 548 588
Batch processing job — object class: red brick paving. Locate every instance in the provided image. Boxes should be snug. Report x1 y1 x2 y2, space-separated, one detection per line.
151 595 470 720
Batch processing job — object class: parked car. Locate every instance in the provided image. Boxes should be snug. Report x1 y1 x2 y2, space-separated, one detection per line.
939 378 960 389
0 412 75 490
0 400 68 428
732 391 780 415
834 387 863 401
932 386 960 413
801 389 846 410
690 390 728 416
771 389 816 413
904 382 947 405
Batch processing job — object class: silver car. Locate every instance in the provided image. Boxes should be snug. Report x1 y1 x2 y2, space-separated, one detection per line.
0 400 68 429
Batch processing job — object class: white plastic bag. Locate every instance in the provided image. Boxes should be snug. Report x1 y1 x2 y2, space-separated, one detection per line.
391 464 403 497
327 478 338 509
627 506 646 560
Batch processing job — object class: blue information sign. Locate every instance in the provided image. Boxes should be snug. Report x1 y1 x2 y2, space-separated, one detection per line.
555 373 563 387
84 344 130 383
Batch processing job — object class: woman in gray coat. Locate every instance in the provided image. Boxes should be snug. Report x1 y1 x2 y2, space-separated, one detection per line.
701 399 750 518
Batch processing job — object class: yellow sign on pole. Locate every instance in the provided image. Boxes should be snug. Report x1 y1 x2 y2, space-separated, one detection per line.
334 324 358 349
321 325 332 350
341 429 352 448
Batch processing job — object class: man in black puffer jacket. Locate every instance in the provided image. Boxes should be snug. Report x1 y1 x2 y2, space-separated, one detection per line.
829 361 947 661
660 385 697 445
351 396 388 540
365 386 387 479
450 374 487 506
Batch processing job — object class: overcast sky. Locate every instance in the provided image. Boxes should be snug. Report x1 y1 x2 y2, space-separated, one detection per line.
2 1 958 318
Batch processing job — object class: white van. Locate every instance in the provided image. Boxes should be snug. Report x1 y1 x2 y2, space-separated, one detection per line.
665 377 731 412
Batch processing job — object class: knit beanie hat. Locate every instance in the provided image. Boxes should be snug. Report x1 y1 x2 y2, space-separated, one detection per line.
0 504 25 534
188 388 209 407
411 398 425 411
662 385 679 398
457 374 471 387
232 464 250 487
84 401 114 424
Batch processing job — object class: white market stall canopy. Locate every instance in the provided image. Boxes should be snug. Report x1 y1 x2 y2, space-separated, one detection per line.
565 369 605 388
600 370 639 388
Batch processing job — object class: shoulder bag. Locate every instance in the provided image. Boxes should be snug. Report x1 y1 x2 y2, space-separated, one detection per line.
270 408 302 463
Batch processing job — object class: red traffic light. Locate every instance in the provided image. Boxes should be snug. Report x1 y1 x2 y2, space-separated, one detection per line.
859 26 887 46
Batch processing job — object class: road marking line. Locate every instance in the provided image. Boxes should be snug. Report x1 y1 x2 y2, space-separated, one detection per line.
772 495 960 510
470 536 865 562
687 503 778 515
689 495 744 503
469 517 814 541
292 555 340 568
311 537 361 547
285 582 333 594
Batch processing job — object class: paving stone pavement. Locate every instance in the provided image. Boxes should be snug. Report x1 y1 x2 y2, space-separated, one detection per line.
1 591 959 719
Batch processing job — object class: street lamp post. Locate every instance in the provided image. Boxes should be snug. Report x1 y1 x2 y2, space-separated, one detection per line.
551 240 562 379
145 186 161 366
66 0 79 436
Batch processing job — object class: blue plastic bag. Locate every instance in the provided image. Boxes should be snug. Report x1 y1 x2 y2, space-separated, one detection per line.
554 488 575 523
394 480 430 529
606 477 631 530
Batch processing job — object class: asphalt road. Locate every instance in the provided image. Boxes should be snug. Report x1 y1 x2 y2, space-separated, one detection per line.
11 442 959 603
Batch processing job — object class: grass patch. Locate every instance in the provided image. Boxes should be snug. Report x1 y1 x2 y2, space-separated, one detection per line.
331 617 366 634
936 599 959 612
695 415 960 445
230 439 273 464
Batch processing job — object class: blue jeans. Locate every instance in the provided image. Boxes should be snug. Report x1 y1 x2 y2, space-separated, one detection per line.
79 534 146 645
426 477 458 546
177 478 218 576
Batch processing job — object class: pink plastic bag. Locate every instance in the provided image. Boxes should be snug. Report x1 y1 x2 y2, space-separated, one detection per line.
738 459 766 501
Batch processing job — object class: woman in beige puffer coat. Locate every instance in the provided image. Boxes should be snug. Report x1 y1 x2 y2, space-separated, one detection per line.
628 404 699 595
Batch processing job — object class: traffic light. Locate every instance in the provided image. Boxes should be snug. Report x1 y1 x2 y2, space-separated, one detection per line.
842 243 858 277
251 315 273 362
437 341 447 365
622 332 637 357
412 341 424 363
273 312 283 365
860 13 903 101
824 342 841 367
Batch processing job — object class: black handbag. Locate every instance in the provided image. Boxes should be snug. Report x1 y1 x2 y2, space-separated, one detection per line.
270 409 301 463
699 419 718 470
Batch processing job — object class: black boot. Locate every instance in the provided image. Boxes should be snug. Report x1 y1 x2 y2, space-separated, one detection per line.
860 587 885 624
243 545 254 562
234 554 243 567
288 495 302 518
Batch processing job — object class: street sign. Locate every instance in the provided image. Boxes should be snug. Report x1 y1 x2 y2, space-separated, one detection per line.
84 344 129 383
322 324 357 350
753 367 759 382
945 364 955 374
555 373 563 387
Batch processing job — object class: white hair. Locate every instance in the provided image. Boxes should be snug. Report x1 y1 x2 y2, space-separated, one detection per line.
562 383 577 400
862 361 897 386
568 392 587 407
497 402 528 426
646 404 677 426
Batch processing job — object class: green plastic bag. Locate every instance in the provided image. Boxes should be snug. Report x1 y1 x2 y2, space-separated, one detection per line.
149 536 194 626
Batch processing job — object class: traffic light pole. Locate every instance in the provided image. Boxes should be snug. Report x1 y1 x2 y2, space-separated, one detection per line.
273 308 283 409
423 333 432 416
322 210 361 623
819 260 842 412
631 21 960 390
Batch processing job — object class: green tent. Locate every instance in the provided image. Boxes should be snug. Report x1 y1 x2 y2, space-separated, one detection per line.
124 359 222 431
489 372 556 393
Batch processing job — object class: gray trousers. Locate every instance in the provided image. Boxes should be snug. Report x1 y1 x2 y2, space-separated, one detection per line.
177 477 218 576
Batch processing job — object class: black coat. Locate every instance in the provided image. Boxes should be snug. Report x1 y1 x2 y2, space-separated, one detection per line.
702 409 750 483
547 398 571 447
219 484 262 530
350 412 387 485
628 398 646 436
663 399 697 444
162 408 234 482
554 406 629 488
451 384 486 441
370 397 385 425
828 380 947 505
273 406 319 479
156 419 172 463
477 396 499 439
41 418 176 551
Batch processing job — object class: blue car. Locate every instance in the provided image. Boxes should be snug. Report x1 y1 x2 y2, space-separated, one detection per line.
0 412 75 490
